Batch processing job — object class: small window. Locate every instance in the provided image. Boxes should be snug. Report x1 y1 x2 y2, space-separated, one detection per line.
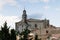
46 30 48 33
35 24 37 28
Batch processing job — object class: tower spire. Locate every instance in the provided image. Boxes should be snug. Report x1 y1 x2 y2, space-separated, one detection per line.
22 9 27 22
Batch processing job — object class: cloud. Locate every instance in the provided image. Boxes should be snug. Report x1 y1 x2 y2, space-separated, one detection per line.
28 13 43 19
20 0 40 3
4 0 17 6
40 0 50 3
0 0 5 10
20 0 55 3
56 8 60 11
0 0 17 10
0 0 56 10
28 0 40 3
43 6 50 10
0 14 21 29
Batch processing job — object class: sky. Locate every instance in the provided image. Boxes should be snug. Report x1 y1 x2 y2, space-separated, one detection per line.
0 0 60 29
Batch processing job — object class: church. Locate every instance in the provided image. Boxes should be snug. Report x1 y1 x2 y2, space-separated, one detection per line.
15 9 49 33
15 9 60 40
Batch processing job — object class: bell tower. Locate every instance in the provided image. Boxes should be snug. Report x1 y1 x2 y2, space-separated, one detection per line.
22 9 27 22
22 9 29 31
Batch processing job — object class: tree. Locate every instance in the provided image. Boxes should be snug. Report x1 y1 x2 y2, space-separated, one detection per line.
0 22 17 40
0 31 2 40
20 28 31 40
10 29 16 40
1 22 10 40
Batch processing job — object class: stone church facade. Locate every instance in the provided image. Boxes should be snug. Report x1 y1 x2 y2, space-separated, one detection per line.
15 9 49 33
15 9 60 40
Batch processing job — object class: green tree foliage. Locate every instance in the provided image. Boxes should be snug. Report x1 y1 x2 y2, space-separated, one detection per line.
0 22 16 40
1 22 10 40
20 28 31 40
0 31 2 40
10 29 16 40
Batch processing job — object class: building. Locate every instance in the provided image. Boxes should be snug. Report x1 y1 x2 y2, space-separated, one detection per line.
15 9 60 40
15 9 49 33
